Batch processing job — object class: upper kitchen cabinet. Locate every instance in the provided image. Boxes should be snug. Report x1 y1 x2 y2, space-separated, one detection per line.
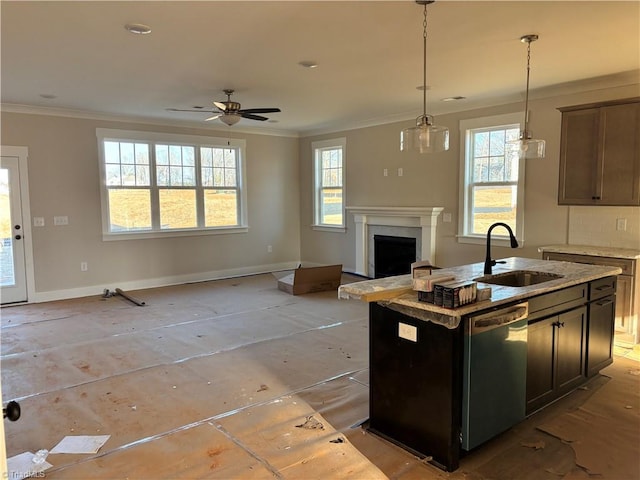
558 98 640 206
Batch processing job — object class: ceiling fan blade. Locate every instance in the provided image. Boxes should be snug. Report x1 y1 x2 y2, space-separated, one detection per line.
213 101 228 111
167 108 215 113
239 108 281 114
241 113 269 121
205 113 223 121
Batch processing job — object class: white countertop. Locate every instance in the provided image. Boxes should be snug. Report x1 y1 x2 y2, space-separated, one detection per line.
539 245 640 260
338 257 622 328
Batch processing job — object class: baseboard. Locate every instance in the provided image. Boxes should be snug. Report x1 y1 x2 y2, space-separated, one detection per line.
30 261 300 303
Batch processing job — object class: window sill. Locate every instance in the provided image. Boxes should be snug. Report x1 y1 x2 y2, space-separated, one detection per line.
311 225 346 233
457 234 523 248
102 226 249 241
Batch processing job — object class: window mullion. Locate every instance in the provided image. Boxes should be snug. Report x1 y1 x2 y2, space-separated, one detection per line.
195 146 205 228
149 142 161 231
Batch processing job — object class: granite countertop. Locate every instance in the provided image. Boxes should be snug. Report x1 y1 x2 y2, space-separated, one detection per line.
539 245 640 260
338 256 622 328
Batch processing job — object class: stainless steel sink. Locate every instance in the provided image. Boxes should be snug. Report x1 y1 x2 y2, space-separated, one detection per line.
474 270 563 287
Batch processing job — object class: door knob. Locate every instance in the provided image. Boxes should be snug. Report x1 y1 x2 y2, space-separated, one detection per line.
14 225 21 230
14 235 22 240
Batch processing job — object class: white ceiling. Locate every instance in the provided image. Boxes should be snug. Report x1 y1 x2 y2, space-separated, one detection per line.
1 1 639 136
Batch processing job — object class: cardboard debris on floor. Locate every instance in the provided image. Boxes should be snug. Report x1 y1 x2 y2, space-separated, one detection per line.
276 264 343 295
7 451 53 478
50 435 111 454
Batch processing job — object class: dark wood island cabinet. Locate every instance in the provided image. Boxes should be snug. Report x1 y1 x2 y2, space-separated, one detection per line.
339 258 621 472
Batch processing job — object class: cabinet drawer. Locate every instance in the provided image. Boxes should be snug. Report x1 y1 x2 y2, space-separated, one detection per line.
544 252 633 275
590 276 617 300
528 284 588 322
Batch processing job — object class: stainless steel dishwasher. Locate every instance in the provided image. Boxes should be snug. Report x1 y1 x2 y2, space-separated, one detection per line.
462 302 529 451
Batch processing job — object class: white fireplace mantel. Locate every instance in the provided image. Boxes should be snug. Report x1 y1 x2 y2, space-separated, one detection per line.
346 206 444 277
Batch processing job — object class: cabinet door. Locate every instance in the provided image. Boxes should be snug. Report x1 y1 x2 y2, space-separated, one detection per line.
555 306 587 395
526 317 556 414
615 274 634 334
587 295 615 377
558 108 600 205
600 102 640 205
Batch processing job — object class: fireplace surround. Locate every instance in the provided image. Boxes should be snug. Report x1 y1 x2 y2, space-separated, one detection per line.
346 206 443 278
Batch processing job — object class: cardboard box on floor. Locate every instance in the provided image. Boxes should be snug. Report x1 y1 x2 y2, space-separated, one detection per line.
277 265 343 295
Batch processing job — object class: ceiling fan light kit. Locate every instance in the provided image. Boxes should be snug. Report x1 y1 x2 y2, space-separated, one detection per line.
508 34 546 160
401 0 449 154
219 113 242 126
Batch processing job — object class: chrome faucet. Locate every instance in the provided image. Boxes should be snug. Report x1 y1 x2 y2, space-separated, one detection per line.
484 222 519 274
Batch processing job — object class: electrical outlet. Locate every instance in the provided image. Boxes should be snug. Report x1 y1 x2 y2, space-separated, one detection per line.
397 167 404 177
267 245 273 253
443 213 452 223
80 262 88 272
398 322 417 342
383 168 388 177
54 215 69 226
616 218 627 231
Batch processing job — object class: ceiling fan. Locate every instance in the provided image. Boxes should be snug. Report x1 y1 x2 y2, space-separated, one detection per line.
168 89 281 126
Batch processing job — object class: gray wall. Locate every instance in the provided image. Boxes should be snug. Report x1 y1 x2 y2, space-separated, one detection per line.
299 83 640 271
1 113 301 300
2 80 638 302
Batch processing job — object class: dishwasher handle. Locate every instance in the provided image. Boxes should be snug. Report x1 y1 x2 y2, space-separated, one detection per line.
469 303 529 334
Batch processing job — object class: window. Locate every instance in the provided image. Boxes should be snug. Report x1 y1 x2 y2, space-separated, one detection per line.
458 113 525 245
97 129 247 240
312 138 346 231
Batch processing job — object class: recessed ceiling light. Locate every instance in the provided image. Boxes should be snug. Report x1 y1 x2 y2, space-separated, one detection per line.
442 96 467 102
298 61 318 69
125 23 152 35
39 94 57 99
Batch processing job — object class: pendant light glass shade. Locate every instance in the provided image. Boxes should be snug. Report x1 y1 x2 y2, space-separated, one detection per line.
401 115 449 153
508 34 545 160
513 136 545 160
400 0 448 154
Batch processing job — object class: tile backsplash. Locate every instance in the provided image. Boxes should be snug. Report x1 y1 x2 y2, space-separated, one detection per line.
568 206 640 249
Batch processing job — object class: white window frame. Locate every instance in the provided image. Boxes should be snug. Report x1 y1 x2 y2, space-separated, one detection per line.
312 137 346 232
96 128 248 241
458 113 525 246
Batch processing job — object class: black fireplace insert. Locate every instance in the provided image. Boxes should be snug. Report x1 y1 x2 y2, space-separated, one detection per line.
374 235 416 279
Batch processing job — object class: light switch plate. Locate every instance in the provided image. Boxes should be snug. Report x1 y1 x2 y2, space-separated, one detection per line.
33 217 45 227
54 216 69 226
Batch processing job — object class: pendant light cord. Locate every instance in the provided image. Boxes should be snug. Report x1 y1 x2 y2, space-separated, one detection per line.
422 2 428 119
523 38 531 137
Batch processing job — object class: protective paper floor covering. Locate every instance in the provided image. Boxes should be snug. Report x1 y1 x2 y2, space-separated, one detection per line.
2 273 639 479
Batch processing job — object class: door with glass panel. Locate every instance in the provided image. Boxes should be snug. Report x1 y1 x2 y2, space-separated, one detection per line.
0 155 27 304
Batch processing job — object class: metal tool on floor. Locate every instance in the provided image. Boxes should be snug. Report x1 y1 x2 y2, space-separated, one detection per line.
102 288 146 306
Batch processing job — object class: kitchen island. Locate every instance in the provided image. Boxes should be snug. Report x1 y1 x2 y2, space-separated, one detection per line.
339 257 622 472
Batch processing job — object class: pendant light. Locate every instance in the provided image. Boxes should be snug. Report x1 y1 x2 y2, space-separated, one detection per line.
508 34 545 159
401 0 449 154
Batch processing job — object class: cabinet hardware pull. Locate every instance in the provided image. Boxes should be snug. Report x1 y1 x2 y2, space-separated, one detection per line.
596 299 613 306
553 321 565 328
595 285 611 290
